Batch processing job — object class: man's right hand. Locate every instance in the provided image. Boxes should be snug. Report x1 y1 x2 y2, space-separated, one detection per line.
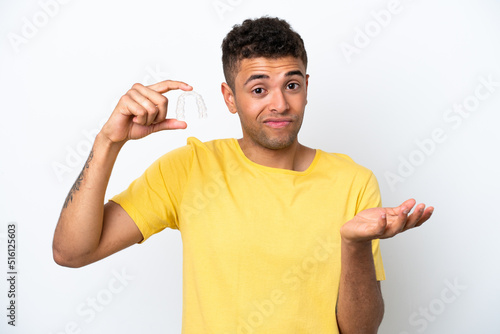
54 80 192 267
101 80 192 144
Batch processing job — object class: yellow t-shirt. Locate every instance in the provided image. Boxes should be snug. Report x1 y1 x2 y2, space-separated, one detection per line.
111 137 385 334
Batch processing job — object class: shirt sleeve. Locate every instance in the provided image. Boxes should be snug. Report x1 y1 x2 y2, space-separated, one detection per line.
356 172 386 281
110 144 193 243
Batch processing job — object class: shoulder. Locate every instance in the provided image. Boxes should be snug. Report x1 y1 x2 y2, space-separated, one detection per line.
317 151 381 205
154 137 237 170
318 150 373 176
185 137 234 153
155 137 232 160
313 150 378 191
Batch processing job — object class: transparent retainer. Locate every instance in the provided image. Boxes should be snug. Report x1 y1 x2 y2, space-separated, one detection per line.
175 91 207 121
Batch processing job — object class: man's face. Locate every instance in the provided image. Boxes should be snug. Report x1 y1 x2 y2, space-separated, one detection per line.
223 56 309 150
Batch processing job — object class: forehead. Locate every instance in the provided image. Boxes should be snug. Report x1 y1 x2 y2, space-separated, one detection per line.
234 57 306 82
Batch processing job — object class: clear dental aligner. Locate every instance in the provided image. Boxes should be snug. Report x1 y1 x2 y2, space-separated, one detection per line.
176 91 207 120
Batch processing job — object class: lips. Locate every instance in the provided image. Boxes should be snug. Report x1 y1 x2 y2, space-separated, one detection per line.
263 118 293 128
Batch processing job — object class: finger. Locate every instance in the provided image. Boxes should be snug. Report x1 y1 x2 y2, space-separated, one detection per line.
128 88 159 125
415 206 434 227
134 81 190 123
148 80 193 94
398 198 416 214
385 198 416 216
373 213 388 238
153 104 165 124
384 208 409 238
403 203 426 230
151 119 188 133
129 83 168 124
118 95 149 125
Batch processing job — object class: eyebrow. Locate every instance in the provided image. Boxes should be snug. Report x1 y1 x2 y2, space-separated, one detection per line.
285 70 305 78
243 70 305 86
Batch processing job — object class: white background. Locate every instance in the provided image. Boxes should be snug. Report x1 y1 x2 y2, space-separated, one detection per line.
1 0 499 333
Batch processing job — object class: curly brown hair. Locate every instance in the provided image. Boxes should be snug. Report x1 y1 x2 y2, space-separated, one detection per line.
221 16 308 91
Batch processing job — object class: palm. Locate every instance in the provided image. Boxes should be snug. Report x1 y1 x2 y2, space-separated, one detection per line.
340 199 434 243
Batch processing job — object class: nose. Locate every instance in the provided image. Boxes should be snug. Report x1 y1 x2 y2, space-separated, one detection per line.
268 89 289 113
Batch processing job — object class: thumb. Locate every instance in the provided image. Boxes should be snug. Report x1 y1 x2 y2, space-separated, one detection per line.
151 119 188 133
394 198 416 214
371 213 387 238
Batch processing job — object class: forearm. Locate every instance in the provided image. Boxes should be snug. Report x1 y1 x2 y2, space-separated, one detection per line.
53 132 124 267
337 239 384 334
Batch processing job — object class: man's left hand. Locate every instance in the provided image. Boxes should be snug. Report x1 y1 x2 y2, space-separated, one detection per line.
340 199 434 243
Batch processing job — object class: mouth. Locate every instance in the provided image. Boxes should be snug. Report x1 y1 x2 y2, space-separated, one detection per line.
263 118 293 129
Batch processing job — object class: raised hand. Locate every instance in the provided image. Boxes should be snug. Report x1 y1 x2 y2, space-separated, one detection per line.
101 80 192 144
340 199 434 243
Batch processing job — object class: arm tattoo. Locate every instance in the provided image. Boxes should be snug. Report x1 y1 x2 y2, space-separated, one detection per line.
63 149 94 209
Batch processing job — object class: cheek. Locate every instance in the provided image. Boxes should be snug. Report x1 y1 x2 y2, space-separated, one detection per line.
290 95 307 113
238 99 265 120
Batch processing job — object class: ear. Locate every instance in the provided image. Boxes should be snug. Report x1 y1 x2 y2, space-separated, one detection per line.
305 74 310 105
221 82 237 114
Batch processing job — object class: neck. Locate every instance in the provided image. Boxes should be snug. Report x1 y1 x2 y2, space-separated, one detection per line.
237 137 315 172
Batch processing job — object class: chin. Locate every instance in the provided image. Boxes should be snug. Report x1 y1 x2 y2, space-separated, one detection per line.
259 134 297 150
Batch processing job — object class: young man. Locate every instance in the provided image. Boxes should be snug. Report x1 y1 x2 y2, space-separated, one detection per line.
53 17 433 333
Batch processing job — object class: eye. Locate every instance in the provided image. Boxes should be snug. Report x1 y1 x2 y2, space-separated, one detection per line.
287 83 299 90
253 87 264 94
